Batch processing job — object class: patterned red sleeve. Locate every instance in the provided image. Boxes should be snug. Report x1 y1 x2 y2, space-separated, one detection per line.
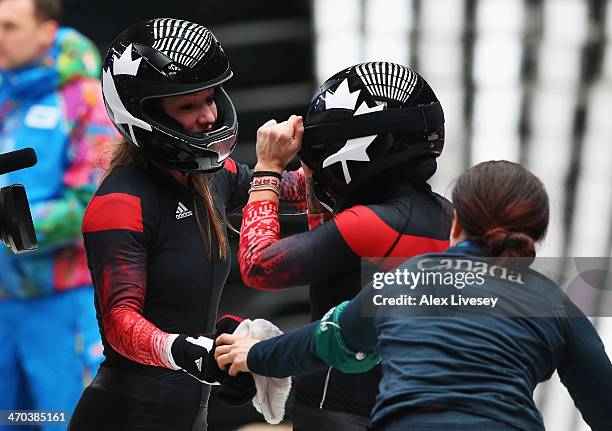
239 200 282 289
97 262 176 369
102 299 177 369
83 193 178 369
278 168 307 215
216 160 306 215
238 200 452 289
238 196 351 289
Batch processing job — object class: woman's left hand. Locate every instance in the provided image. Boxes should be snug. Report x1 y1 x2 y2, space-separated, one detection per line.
215 334 259 377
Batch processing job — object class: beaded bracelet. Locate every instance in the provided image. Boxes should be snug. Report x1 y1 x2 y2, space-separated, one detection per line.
249 176 281 196
250 176 280 188
248 184 280 196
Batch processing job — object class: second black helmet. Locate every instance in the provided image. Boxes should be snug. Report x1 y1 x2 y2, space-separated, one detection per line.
300 62 445 212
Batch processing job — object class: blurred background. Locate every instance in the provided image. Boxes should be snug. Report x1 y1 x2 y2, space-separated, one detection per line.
60 0 611 430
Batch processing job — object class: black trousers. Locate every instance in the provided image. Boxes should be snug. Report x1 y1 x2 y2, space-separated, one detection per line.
69 367 210 431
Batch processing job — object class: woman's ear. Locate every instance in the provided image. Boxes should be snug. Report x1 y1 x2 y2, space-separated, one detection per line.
450 209 463 245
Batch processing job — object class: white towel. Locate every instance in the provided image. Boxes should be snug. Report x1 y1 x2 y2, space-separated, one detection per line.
233 319 292 425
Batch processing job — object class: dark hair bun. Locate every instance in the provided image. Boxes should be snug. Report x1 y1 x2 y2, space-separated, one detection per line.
452 161 549 268
483 227 535 259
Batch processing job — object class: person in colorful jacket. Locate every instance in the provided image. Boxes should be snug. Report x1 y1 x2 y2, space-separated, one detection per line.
0 0 118 425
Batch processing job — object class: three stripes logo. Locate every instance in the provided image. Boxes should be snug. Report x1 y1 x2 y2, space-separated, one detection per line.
176 201 193 219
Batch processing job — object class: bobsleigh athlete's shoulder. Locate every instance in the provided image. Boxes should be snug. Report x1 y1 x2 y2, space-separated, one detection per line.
83 165 159 234
333 193 451 261
95 164 159 198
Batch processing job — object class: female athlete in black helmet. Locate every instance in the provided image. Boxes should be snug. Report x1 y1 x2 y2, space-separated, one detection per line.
218 160 612 431
68 18 305 430
236 62 453 430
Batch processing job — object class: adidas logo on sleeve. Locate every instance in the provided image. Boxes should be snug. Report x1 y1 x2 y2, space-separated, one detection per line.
176 202 193 219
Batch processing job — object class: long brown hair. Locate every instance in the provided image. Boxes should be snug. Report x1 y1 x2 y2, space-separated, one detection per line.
106 141 228 259
452 161 549 265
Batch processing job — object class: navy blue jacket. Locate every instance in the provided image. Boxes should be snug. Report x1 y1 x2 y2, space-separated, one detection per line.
247 245 612 431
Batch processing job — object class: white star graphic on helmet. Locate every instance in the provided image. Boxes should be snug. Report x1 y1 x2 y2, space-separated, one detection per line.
322 135 377 184
323 78 360 110
113 44 142 75
102 43 152 146
354 101 385 116
321 80 385 184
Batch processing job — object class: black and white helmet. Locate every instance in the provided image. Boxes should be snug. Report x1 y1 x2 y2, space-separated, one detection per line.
102 18 237 173
300 62 445 212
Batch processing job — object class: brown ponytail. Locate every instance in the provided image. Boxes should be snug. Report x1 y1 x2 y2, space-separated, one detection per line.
452 161 549 265
189 173 228 260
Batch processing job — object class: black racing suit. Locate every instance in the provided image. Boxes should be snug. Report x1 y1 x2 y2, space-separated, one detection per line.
69 158 305 431
239 179 453 427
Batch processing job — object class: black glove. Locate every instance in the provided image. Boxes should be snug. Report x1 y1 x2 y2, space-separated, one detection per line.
210 315 257 406
170 315 256 406
171 334 217 384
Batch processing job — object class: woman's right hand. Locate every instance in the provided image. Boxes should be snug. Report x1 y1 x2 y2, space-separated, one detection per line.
215 334 259 377
254 115 303 174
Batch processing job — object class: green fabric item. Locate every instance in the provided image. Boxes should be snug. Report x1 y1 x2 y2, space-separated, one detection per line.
56 29 101 86
314 301 381 374
31 184 95 248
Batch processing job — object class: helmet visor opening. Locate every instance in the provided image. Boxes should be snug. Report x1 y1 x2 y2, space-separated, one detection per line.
140 86 237 163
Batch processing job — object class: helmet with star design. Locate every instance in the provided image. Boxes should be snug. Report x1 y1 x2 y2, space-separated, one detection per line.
300 62 445 213
101 18 237 173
